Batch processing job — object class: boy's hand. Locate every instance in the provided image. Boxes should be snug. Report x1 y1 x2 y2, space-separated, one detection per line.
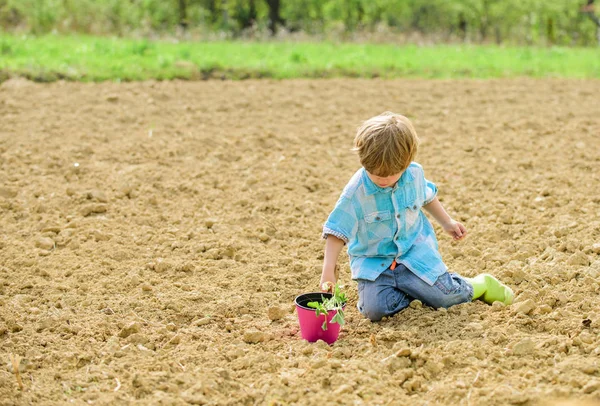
321 281 335 292
443 219 467 241
320 281 334 293
320 267 338 292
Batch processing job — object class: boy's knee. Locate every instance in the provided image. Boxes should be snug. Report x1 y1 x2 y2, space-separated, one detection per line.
358 298 389 322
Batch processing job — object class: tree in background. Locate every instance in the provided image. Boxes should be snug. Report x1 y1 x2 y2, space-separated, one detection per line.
265 0 285 35
457 0 524 44
230 0 257 30
458 12 468 41
178 0 188 30
581 0 600 44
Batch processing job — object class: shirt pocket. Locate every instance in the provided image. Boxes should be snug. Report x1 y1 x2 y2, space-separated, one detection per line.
404 196 423 231
364 210 393 242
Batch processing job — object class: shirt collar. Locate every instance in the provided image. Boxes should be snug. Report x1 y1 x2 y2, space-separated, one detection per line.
362 167 414 196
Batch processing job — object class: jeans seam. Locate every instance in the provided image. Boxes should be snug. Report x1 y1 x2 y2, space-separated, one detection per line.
433 278 452 295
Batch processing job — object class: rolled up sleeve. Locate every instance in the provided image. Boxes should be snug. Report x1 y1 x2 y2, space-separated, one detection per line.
322 196 357 244
424 178 438 205
419 166 438 205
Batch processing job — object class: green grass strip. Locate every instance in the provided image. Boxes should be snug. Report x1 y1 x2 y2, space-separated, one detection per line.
1 34 599 82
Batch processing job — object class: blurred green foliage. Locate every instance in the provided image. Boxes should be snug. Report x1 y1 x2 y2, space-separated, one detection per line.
0 0 598 45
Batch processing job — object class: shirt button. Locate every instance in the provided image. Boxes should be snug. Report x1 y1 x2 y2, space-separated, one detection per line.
381 263 385 267
396 214 400 218
375 216 380 221
413 205 417 210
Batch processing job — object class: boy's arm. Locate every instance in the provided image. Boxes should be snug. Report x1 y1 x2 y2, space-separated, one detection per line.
422 196 467 241
320 235 345 291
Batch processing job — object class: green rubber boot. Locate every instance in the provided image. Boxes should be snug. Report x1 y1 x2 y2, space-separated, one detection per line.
465 274 514 305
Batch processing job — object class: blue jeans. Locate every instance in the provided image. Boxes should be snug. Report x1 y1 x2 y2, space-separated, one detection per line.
357 264 473 321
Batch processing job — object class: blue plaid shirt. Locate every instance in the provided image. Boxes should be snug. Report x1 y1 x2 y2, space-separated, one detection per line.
322 163 447 286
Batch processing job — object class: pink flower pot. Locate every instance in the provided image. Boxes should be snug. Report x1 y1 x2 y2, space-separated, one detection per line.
295 292 346 345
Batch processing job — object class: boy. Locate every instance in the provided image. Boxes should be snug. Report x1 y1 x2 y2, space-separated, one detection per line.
320 112 513 322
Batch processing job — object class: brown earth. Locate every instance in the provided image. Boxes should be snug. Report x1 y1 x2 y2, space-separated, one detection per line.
0 77 599 405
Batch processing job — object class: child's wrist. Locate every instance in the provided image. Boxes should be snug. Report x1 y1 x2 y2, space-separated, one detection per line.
439 216 451 223
440 218 455 229
322 267 336 277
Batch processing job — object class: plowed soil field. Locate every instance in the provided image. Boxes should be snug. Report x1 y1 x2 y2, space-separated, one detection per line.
1 78 599 405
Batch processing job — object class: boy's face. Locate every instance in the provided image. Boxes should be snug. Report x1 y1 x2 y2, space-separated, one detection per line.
366 170 404 188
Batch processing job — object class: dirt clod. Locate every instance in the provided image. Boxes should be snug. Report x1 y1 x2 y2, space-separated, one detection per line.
119 322 141 338
267 306 287 321
513 299 537 315
513 338 536 355
243 330 266 344
35 236 55 250
567 251 590 266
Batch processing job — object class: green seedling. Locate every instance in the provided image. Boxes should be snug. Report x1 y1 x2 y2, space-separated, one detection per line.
307 283 347 331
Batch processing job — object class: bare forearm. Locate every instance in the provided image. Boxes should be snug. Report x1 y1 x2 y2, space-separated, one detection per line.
423 196 467 240
422 197 452 227
321 235 344 283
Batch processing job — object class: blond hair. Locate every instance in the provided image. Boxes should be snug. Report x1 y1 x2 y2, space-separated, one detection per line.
353 112 419 176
